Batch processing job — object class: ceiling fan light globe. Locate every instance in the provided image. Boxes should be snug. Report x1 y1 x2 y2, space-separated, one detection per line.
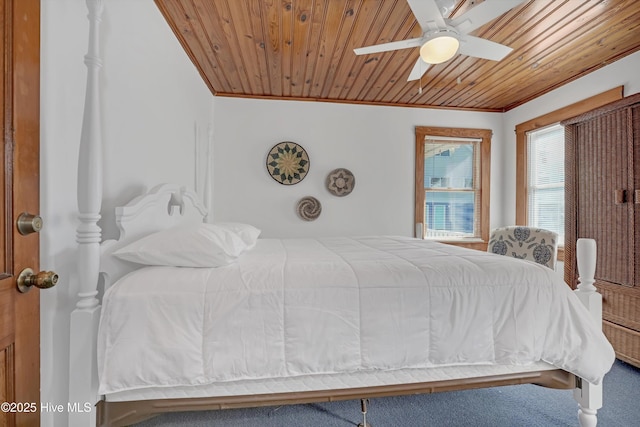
420 36 459 64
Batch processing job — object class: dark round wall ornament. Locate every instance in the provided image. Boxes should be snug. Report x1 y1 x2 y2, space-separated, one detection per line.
326 168 355 196
266 141 310 185
296 196 321 221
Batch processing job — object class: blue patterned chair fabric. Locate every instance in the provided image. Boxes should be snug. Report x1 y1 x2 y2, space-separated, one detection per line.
487 226 558 270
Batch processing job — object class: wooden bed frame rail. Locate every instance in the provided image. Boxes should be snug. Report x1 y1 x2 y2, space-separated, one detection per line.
68 1 604 426
97 369 576 427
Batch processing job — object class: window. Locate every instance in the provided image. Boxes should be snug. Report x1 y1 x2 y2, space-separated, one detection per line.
527 124 565 245
515 87 623 262
415 127 491 249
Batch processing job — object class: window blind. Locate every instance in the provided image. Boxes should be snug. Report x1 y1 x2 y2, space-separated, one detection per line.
527 124 564 245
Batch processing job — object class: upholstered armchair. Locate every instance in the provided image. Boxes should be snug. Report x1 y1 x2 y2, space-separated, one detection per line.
487 226 559 270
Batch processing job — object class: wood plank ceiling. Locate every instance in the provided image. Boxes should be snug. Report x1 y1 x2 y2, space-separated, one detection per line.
154 0 640 112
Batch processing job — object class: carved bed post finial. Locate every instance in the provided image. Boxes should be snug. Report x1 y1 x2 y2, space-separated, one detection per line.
577 238 597 293
575 238 601 323
573 238 602 427
70 1 104 424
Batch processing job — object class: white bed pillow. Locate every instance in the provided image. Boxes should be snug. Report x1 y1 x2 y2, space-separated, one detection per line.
214 222 261 249
113 223 247 267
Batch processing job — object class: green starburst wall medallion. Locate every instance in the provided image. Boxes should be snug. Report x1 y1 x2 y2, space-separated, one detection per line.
266 142 310 185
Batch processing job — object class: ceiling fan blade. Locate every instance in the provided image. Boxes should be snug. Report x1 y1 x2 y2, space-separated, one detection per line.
407 0 446 31
407 58 431 81
451 0 526 34
354 37 424 55
459 35 513 61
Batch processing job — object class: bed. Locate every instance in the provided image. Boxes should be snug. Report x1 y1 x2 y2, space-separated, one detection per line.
80 184 614 427
68 2 614 426
77 186 613 427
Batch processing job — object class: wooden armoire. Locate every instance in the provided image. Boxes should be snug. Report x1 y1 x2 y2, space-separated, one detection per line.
563 92 640 367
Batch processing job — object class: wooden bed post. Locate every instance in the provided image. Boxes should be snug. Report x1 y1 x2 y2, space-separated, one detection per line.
573 238 603 427
70 0 104 426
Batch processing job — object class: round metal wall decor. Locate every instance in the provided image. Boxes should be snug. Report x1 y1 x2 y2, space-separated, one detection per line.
266 141 310 185
296 196 321 221
326 168 355 196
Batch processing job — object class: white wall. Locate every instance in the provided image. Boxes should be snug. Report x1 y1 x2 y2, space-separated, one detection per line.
40 1 214 426
501 50 640 225
212 98 505 237
212 52 640 240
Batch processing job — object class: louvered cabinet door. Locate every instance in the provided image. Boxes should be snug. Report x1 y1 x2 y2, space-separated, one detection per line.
573 108 635 288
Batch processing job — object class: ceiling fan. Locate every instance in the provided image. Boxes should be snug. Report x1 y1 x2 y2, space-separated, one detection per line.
353 0 525 81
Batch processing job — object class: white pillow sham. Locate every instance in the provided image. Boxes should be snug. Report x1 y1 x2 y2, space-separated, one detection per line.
113 223 247 268
214 222 261 249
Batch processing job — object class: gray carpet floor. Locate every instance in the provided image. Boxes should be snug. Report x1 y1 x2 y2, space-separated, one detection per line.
135 360 638 426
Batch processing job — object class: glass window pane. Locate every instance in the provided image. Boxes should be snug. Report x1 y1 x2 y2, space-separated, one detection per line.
424 191 475 238
424 144 474 190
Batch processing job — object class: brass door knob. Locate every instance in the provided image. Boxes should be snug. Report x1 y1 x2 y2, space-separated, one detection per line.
16 213 43 235
17 268 59 293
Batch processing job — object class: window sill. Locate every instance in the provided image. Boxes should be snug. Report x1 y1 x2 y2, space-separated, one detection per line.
434 239 488 251
428 237 484 242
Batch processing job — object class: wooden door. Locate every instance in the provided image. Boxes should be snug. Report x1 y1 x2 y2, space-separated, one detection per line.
0 0 41 425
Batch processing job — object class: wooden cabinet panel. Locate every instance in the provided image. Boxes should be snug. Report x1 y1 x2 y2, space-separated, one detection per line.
603 320 640 367
599 281 640 331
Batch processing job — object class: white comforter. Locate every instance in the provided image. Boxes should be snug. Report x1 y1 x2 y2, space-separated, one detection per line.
97 236 615 395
